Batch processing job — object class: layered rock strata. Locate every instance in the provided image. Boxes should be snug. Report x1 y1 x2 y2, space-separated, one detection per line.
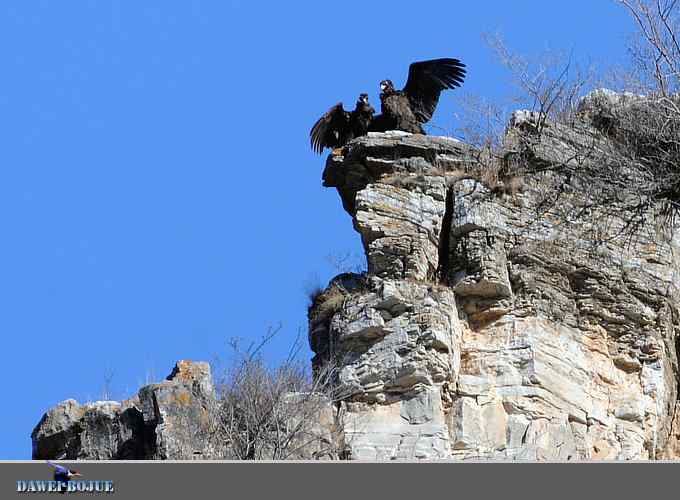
310 106 680 460
33 91 680 461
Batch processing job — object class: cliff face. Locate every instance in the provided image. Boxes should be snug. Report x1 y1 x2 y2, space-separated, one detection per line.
32 360 217 460
310 96 680 460
33 91 680 461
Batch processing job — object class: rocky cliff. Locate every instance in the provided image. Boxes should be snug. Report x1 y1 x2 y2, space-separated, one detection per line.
33 91 680 460
310 92 680 460
32 360 217 460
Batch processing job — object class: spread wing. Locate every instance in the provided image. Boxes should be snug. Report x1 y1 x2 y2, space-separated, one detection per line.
403 58 466 123
310 103 351 154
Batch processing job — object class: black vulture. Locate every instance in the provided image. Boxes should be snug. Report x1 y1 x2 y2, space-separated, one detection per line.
310 94 375 154
371 58 466 134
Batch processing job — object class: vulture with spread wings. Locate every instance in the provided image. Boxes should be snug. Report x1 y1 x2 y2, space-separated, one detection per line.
372 58 466 134
310 58 466 153
310 94 374 154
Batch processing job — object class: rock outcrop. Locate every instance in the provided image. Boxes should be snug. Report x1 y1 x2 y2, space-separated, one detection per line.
309 94 680 460
32 360 217 460
33 90 680 461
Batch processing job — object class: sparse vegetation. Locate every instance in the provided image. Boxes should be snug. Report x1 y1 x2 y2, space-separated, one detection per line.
325 251 367 275
451 0 680 239
303 273 325 309
209 325 343 460
262 0 680 461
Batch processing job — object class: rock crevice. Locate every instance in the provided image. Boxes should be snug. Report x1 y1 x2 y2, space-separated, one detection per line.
32 91 680 461
311 93 680 460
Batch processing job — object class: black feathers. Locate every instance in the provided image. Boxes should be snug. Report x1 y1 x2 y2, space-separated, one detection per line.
310 57 466 153
403 58 466 123
310 95 375 154
310 103 350 154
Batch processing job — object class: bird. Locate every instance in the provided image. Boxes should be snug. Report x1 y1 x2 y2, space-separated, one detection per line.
310 93 375 154
371 58 466 134
47 461 82 493
310 58 466 153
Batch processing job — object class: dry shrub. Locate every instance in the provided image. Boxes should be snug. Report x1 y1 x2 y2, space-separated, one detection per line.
449 2 680 238
211 326 342 460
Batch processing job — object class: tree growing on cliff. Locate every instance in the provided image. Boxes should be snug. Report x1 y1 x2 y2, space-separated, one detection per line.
620 0 680 96
210 325 343 460
454 0 680 239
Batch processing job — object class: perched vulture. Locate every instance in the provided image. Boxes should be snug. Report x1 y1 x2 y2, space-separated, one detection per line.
309 58 466 153
309 94 375 154
371 58 466 134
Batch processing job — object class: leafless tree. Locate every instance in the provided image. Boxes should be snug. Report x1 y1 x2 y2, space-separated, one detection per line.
209 325 344 460
453 92 508 153
452 34 597 195
620 0 680 96
453 3 680 240
325 250 367 275
483 33 597 132
532 1 680 235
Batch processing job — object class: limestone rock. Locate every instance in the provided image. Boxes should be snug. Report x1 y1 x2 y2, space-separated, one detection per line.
32 359 336 461
137 360 216 459
32 91 680 461
32 360 216 460
312 116 680 460
341 389 451 460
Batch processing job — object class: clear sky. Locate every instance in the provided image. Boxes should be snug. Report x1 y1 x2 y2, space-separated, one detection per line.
1 1 635 459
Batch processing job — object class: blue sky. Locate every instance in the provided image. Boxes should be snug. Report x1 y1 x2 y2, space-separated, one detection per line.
1 1 634 459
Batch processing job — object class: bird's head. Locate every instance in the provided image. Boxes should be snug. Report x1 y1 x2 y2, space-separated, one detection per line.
380 80 394 94
356 93 375 115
